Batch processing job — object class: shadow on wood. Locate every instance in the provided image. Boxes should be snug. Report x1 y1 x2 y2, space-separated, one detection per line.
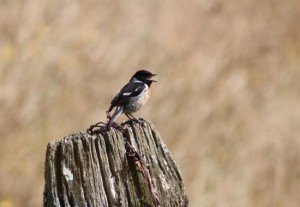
44 120 189 207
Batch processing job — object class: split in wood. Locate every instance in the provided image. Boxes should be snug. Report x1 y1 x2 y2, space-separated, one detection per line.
125 141 160 207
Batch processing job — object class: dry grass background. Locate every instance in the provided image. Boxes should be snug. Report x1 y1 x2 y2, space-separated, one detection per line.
1 0 300 206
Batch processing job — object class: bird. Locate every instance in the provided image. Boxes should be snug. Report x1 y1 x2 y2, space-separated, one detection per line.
106 70 157 130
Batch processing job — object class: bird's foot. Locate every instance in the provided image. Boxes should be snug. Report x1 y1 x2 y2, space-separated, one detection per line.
123 117 146 128
138 118 147 127
132 118 142 124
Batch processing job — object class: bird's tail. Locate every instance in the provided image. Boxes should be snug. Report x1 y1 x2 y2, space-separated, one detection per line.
107 106 123 130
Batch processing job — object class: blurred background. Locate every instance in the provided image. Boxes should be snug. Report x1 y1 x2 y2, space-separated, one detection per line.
1 0 300 206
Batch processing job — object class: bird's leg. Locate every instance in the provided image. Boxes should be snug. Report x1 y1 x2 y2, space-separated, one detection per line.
126 113 142 124
125 113 135 123
87 110 115 134
129 113 145 123
106 111 111 119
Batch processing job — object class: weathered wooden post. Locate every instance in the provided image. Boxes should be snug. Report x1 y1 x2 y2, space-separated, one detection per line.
43 120 189 207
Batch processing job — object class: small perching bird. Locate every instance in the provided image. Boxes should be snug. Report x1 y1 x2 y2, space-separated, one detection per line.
106 70 157 130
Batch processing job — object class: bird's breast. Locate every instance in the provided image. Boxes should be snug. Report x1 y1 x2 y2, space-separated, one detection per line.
123 87 150 114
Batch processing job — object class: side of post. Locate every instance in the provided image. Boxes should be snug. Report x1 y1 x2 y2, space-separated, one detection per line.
43 121 189 207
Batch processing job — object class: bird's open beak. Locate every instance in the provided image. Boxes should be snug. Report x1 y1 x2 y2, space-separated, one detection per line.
150 74 157 82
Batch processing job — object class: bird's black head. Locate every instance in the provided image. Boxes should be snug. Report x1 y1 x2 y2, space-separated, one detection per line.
131 70 157 86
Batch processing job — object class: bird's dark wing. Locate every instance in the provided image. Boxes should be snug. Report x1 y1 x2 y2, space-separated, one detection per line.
110 82 146 107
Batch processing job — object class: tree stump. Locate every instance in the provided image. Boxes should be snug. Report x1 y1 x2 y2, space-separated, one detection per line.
43 120 189 207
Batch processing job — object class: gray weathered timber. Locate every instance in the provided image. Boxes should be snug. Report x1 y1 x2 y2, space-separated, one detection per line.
44 121 189 207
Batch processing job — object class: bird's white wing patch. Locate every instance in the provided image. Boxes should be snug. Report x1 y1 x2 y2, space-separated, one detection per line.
123 87 142 96
123 92 132 96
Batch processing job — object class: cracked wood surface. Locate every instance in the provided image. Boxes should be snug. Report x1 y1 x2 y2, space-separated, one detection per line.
44 121 189 207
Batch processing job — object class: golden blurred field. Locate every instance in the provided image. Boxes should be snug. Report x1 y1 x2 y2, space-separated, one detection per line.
1 0 300 206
